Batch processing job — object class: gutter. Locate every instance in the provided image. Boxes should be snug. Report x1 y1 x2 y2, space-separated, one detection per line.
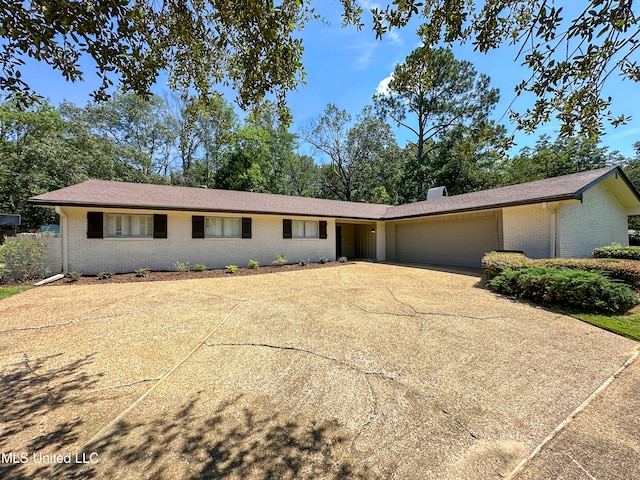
55 206 69 274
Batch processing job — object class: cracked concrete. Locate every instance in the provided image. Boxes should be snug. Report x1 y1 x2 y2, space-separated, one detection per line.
0 262 638 479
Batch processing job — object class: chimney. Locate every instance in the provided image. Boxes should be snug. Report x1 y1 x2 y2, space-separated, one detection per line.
426 186 447 200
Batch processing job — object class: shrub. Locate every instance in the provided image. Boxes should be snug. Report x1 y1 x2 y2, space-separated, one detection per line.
1 236 49 282
225 264 238 273
135 268 150 277
535 258 640 291
318 257 329 264
481 251 530 281
97 270 114 280
299 258 309 266
247 259 260 269
174 261 190 272
490 267 638 313
194 263 206 272
67 271 83 283
338 256 347 263
272 254 288 266
593 243 640 260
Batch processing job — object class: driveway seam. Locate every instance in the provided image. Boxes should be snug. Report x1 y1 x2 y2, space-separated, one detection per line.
506 345 640 480
52 300 245 476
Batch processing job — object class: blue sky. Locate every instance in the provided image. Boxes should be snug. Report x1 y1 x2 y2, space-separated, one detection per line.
15 2 640 159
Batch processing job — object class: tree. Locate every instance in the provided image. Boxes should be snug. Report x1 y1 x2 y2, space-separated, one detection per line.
302 104 401 202
499 134 625 186
0 0 336 123
374 46 500 198
367 0 640 137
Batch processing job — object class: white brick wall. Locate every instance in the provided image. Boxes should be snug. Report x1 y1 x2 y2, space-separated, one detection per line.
502 204 553 259
557 182 629 258
62 207 335 274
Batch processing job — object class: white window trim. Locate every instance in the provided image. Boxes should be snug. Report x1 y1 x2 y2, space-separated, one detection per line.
105 213 154 239
204 216 242 238
292 220 320 239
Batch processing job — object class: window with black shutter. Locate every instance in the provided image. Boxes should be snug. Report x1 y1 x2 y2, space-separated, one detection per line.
153 214 168 239
319 221 327 239
87 212 103 238
242 218 252 238
192 216 205 238
283 219 292 239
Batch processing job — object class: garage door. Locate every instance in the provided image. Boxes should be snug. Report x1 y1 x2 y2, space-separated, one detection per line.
395 214 499 267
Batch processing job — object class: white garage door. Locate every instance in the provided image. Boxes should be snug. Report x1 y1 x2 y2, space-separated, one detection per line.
395 214 499 267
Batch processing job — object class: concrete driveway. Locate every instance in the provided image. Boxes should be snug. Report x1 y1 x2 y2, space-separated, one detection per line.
0 262 638 479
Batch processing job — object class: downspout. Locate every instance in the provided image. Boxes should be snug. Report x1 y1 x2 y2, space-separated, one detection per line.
55 206 69 274
542 203 557 258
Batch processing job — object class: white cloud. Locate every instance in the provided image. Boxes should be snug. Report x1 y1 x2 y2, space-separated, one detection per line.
355 45 376 69
376 73 394 95
386 29 403 46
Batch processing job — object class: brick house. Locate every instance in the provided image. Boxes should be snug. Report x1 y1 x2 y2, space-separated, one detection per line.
28 166 640 274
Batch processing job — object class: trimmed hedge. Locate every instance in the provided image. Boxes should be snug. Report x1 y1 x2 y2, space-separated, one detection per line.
483 252 640 291
490 267 638 313
593 243 640 261
481 251 531 281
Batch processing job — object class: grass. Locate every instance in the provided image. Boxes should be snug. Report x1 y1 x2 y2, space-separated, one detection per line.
563 305 640 342
0 286 32 300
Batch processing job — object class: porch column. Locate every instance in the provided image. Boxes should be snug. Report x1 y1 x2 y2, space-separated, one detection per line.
376 221 386 261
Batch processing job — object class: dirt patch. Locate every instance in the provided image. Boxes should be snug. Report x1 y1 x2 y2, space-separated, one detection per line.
3 261 350 287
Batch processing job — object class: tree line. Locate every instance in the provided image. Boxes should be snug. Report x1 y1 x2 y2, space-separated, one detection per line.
1 46 638 230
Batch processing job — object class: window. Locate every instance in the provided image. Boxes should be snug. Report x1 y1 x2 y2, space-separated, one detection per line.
205 217 241 238
105 214 153 238
292 220 319 238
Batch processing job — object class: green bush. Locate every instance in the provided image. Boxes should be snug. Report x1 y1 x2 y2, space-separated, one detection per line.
272 254 288 266
134 268 150 277
97 270 114 280
299 258 309 266
318 257 329 264
481 251 531 281
490 267 638 313
193 263 206 271
593 243 640 260
247 259 260 269
338 256 347 263
1 236 49 282
67 271 83 283
174 261 190 272
536 258 640 291
225 264 238 273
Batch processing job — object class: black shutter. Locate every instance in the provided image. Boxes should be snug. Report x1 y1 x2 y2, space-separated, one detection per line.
283 219 292 239
87 212 103 238
192 216 205 238
153 214 168 239
242 218 252 239
319 221 327 239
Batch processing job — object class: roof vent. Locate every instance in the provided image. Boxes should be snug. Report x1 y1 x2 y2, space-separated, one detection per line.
426 186 448 200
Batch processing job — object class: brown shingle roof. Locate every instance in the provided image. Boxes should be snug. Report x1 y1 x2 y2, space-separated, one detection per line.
29 166 636 220
384 166 632 219
29 180 389 220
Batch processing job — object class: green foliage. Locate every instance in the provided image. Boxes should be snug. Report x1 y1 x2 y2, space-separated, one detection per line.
374 46 500 200
134 268 150 278
193 263 206 272
299 258 309 266
338 256 348 264
318 257 329 264
1 236 49 282
67 271 83 283
593 243 640 261
174 262 190 272
366 1 639 137
272 254 288 266
481 251 530 281
225 264 238 273
97 270 114 280
498 135 623 186
572 308 640 342
490 267 638 313
0 286 32 300
247 259 260 269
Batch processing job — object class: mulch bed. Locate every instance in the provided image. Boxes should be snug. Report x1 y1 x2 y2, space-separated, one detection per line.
2 261 348 287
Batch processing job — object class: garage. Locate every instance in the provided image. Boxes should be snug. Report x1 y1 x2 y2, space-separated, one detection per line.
392 211 501 267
